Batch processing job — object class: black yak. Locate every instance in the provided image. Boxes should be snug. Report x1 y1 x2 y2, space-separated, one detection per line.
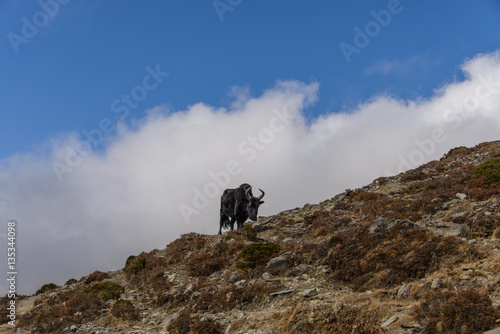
218 183 265 235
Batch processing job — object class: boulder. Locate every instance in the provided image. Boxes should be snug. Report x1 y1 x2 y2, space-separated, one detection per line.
266 255 290 270
418 221 471 238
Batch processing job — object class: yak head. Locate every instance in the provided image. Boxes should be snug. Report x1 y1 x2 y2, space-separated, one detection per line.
245 187 265 221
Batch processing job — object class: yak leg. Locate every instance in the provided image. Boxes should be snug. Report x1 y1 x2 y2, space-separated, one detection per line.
229 217 236 231
219 212 229 235
237 219 245 230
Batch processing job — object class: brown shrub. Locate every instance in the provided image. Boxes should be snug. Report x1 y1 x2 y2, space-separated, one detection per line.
167 307 222 334
83 281 124 300
194 281 281 312
111 299 140 321
327 223 468 291
188 252 226 277
35 283 59 295
414 289 499 334
0 296 11 325
124 255 146 274
236 242 281 270
285 303 385 334
165 233 206 264
191 317 222 334
305 211 339 237
65 278 78 285
64 291 105 319
242 224 258 241
17 291 105 333
168 307 191 334
125 251 171 294
84 270 109 284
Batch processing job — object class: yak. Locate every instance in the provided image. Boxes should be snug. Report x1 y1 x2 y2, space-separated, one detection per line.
218 183 265 235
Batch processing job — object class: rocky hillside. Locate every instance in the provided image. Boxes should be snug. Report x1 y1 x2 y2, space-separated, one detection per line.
3 141 500 334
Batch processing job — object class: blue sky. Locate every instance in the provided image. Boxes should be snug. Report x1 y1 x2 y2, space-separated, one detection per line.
1 1 500 294
1 0 499 158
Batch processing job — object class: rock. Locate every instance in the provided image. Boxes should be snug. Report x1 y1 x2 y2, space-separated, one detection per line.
442 199 460 210
209 271 221 278
229 272 243 283
17 329 28 334
280 227 305 236
302 288 318 297
431 278 441 289
369 218 388 233
370 218 417 234
418 221 471 238
484 239 500 249
397 283 410 299
262 272 272 280
456 193 467 200
161 312 179 328
332 302 345 314
270 289 294 296
436 321 443 332
253 222 271 232
381 315 398 327
266 255 290 270
235 280 246 289
484 328 500 334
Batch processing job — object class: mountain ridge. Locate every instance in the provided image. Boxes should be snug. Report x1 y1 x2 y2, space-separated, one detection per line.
3 140 500 334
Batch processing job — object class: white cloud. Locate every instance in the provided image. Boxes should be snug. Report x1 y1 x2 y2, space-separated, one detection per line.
365 53 442 76
1 51 500 294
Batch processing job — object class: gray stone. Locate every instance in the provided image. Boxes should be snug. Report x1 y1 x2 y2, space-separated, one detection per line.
484 328 500 334
369 218 388 233
370 218 417 234
397 283 410 299
280 227 305 236
302 288 318 297
262 272 272 280
235 280 245 289
295 264 310 272
266 255 290 270
253 222 270 232
209 271 221 278
431 278 441 289
483 239 500 249
381 315 398 327
229 272 243 283
418 221 471 238
456 193 467 200
270 289 294 296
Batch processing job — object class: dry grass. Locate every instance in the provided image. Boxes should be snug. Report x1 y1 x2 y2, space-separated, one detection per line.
111 299 140 321
413 288 499 334
17 291 105 334
165 233 206 264
326 223 471 291
187 252 226 277
84 270 110 284
167 307 222 334
281 303 386 334
35 283 59 295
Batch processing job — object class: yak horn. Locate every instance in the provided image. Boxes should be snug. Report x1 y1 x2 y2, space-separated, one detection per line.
245 186 253 200
257 188 265 200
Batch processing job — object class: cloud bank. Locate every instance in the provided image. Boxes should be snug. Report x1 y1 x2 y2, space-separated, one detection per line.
1 51 500 294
